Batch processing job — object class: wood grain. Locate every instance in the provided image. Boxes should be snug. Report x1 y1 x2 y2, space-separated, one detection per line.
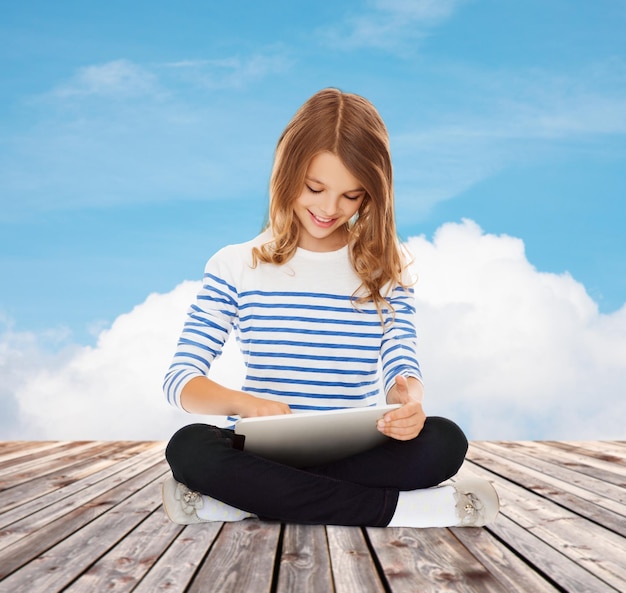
0 440 623 593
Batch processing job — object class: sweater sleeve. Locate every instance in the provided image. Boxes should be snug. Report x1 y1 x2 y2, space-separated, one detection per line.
163 251 239 410
380 284 423 396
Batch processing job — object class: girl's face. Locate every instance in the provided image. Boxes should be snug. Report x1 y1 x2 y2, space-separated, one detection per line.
293 152 365 252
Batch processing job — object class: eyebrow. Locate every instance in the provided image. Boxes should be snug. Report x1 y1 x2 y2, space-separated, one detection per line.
305 176 365 194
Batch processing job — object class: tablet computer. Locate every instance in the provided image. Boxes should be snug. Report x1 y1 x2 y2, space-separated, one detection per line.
234 404 401 468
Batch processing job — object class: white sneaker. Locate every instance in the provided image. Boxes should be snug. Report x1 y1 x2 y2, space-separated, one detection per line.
162 476 209 524
162 476 255 524
453 478 500 526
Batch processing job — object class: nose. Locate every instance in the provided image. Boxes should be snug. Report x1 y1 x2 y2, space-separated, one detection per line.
319 192 341 216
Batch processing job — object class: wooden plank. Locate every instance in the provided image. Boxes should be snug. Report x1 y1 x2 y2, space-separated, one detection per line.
0 441 624 593
492 476 626 589
0 441 106 489
0 471 166 593
470 441 626 507
488 513 618 593
449 526 561 593
460 461 624 591
62 508 185 593
326 526 385 593
0 441 161 521
468 442 626 535
0 446 165 553
0 458 168 579
367 526 507 593
497 441 625 486
540 441 626 462
0 441 64 464
132 521 223 593
536 441 626 476
185 520 281 593
275 524 333 593
0 440 102 474
567 440 626 459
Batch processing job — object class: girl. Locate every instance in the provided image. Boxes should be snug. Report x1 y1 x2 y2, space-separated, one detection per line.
162 88 498 527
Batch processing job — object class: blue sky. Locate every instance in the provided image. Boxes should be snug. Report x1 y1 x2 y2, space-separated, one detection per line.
1 1 626 442
1 0 625 346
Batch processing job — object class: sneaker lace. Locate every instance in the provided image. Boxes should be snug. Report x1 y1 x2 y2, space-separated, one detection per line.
455 491 484 526
175 483 204 515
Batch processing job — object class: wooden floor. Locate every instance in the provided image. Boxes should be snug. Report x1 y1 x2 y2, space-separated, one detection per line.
0 441 624 593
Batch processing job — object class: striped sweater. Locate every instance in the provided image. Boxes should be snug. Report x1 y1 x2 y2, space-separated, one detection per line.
163 231 422 414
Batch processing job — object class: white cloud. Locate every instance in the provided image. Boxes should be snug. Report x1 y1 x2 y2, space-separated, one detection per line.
162 49 293 90
392 59 626 215
48 49 293 103
3 220 625 441
7 281 244 440
0 51 291 220
51 59 160 99
406 220 626 439
321 0 464 53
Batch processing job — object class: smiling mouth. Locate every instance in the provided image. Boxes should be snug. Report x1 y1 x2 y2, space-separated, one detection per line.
309 211 336 227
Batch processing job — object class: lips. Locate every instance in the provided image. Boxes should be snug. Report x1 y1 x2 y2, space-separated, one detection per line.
309 210 336 228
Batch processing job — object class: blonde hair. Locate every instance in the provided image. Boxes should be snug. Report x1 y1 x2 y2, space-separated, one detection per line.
253 88 411 314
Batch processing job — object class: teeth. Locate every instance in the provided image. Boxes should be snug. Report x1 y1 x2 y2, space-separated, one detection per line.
314 214 332 223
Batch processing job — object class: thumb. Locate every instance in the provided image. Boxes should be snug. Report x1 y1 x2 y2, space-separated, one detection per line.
395 375 409 393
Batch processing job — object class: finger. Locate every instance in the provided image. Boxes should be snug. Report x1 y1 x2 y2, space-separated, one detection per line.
380 416 426 440
383 401 421 423
381 424 422 441
380 413 415 428
378 413 423 434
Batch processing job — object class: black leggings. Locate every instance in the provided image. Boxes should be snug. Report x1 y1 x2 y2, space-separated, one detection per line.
165 416 468 527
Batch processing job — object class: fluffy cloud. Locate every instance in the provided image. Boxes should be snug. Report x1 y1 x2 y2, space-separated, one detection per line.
4 282 237 440
407 220 626 439
3 220 625 440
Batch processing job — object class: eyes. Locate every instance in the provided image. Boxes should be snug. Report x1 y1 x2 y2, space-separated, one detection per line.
305 184 364 201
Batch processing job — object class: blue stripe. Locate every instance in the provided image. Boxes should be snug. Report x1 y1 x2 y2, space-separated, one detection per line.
188 306 234 325
173 351 214 367
182 328 224 346
381 342 410 357
240 290 354 301
166 361 205 374
241 350 378 364
165 368 197 405
384 353 419 370
204 272 236 294
239 338 379 351
245 375 379 389
239 313 382 327
384 364 421 384
238 301 380 315
164 255 421 412
243 386 380 400
178 337 221 354
238 326 381 339
197 294 235 307
246 363 374 376
283 402 377 412
199 285 237 307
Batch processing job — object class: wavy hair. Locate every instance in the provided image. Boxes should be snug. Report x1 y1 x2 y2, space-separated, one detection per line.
252 88 411 314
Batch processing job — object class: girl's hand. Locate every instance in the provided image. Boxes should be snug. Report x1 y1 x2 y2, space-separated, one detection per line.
238 393 292 418
378 375 426 441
